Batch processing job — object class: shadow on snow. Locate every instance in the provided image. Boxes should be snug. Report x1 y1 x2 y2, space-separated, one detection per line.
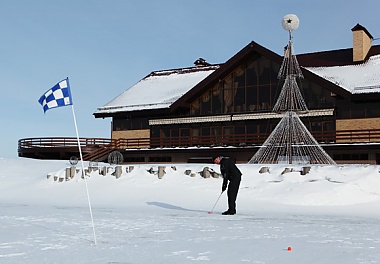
146 201 206 213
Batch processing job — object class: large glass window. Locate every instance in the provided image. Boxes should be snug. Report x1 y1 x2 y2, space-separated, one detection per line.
336 100 380 119
246 60 259 86
171 128 179 137
113 117 149 131
151 127 160 138
200 90 211 115
246 86 258 111
161 128 170 138
258 85 271 111
211 85 222 114
235 125 245 134
234 87 245 112
199 57 280 115
180 128 190 137
202 127 210 136
301 80 335 109
190 98 200 115
246 123 257 134
187 56 281 116
187 54 344 117
153 115 334 147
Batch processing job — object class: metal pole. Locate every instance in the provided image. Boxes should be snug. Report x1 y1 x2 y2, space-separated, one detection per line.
71 104 97 245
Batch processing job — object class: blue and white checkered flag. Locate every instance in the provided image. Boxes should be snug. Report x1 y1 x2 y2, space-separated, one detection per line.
38 78 73 113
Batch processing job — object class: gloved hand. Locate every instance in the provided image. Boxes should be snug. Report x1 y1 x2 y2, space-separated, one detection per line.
222 184 227 193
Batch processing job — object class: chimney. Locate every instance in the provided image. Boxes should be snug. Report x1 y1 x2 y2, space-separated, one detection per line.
194 58 210 67
351 23 373 62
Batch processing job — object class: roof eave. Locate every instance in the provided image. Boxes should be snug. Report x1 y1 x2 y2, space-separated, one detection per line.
93 107 171 119
351 92 380 101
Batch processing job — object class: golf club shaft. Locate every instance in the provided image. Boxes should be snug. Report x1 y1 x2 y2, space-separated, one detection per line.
209 192 223 213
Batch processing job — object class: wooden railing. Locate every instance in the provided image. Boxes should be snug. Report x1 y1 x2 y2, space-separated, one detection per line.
334 129 380 143
18 129 380 161
18 137 116 161
18 137 114 149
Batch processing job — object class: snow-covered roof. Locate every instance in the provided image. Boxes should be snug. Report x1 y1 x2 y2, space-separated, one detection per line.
95 51 380 117
305 55 380 94
95 66 218 114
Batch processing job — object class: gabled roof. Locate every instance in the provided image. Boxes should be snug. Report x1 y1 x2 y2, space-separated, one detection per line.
297 45 380 67
94 66 218 117
94 39 380 118
291 44 380 101
171 41 283 110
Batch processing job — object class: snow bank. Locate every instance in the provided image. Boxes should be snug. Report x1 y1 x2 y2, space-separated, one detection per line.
1 158 380 213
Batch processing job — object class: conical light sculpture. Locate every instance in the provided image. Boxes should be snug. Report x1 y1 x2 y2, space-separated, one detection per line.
249 14 335 165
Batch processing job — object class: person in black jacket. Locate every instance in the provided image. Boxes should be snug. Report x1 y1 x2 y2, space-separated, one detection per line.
213 156 242 215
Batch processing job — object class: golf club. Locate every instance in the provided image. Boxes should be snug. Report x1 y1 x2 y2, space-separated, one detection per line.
207 191 224 214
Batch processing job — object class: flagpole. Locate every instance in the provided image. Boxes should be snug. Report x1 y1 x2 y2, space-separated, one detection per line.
71 103 97 245
39 77 97 245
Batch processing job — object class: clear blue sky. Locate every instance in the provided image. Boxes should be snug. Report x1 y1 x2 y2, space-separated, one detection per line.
1 0 379 158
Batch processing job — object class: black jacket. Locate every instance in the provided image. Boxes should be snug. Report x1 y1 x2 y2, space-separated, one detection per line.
220 157 242 187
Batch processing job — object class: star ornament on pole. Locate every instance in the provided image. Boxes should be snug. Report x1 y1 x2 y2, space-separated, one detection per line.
282 14 300 32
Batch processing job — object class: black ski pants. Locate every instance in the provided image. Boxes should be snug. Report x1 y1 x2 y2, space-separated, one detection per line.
227 178 241 213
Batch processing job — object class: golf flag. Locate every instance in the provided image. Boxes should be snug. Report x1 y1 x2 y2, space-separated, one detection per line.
38 78 73 113
37 77 97 244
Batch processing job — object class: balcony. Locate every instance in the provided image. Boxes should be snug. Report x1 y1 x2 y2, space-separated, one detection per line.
18 129 380 161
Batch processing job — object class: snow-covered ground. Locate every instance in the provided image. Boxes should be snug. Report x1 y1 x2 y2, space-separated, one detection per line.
1 158 380 263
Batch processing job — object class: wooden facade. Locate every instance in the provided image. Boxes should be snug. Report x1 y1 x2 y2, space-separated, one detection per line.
93 37 380 163
19 24 380 164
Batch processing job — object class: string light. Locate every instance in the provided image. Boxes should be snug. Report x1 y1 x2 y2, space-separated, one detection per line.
249 14 336 165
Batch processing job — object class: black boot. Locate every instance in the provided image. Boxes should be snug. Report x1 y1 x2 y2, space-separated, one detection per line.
222 210 236 215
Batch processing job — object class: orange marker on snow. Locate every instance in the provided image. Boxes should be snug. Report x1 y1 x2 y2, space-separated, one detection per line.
287 247 292 251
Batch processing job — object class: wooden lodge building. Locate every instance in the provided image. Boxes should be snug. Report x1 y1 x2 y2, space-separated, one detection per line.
18 24 380 164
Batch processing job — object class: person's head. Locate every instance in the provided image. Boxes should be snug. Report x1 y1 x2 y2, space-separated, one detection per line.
213 156 221 164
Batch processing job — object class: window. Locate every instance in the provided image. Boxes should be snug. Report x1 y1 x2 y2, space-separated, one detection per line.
202 127 210 136
124 157 145 162
112 118 149 131
301 80 334 110
246 86 258 111
161 128 170 138
170 128 178 137
247 123 257 134
211 85 222 114
235 126 245 134
180 128 190 137
335 100 380 119
200 91 211 115
258 85 271 111
190 99 200 115
151 128 160 138
186 56 282 116
149 156 171 162
234 87 245 112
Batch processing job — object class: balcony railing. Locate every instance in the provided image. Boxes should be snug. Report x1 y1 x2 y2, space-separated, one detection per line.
18 137 113 149
18 129 380 160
